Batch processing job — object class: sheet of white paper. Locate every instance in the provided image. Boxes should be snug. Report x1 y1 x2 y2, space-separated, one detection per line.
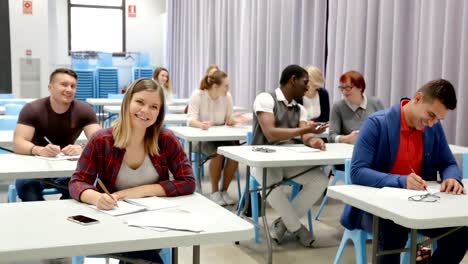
125 197 179 211
35 153 80 161
286 146 320 153
376 187 440 199
124 209 209 232
90 201 146 216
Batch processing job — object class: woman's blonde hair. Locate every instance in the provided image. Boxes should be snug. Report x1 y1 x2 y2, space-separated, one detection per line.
205 64 220 76
153 67 173 97
112 78 166 156
199 70 228 91
306 65 325 89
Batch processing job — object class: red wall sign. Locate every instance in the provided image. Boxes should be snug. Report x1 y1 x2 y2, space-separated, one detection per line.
23 0 32 15
128 5 136 18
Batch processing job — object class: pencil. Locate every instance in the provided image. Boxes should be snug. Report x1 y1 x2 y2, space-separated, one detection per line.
43 136 53 145
97 178 119 207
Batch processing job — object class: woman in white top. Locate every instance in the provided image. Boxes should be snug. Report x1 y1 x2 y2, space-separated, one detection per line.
300 66 330 123
153 67 173 104
187 70 247 205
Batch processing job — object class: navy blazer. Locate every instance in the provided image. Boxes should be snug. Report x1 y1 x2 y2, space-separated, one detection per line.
340 99 461 230
296 87 330 122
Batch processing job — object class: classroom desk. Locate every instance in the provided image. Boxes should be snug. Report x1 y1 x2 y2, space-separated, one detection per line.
168 125 251 193
328 179 468 264
0 193 253 263
0 106 5 115
0 130 87 151
217 143 354 263
0 153 77 181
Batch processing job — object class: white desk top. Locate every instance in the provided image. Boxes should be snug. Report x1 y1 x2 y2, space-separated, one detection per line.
168 98 190 105
218 143 354 168
0 131 87 149
0 154 77 181
168 125 251 141
0 193 253 261
328 180 468 229
0 106 4 115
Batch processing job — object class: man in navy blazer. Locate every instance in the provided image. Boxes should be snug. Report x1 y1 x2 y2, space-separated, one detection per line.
341 79 467 264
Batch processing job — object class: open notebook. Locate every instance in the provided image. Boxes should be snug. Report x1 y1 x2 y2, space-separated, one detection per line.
91 196 180 216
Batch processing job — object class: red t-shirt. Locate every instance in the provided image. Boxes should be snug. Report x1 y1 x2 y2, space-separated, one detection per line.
390 99 424 176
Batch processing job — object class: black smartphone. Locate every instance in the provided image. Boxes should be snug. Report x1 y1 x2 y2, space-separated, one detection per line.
67 215 99 225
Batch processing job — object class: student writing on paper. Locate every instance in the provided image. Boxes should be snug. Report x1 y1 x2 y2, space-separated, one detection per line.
187 69 248 206
251 65 328 247
69 78 195 263
343 79 467 263
13 68 101 201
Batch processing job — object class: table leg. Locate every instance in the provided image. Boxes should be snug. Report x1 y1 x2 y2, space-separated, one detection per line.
240 166 251 216
197 142 203 193
372 215 379 264
261 168 273 264
193 245 200 264
409 229 417 264
172 247 178 264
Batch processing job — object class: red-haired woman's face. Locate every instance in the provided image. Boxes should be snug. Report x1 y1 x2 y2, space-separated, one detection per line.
339 79 363 105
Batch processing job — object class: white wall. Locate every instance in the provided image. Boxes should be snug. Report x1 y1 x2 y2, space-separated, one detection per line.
9 0 167 97
9 0 50 97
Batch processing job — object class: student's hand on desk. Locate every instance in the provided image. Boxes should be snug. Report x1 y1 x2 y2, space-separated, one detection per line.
200 121 212 130
406 173 427 190
61 144 82 156
440 179 465 195
307 138 326 151
230 112 251 125
342 131 359 144
96 193 119 210
34 144 61 157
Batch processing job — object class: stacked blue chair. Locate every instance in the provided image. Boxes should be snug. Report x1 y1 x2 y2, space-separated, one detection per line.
0 99 27 106
5 103 26 115
132 53 153 82
96 53 119 98
0 93 14 99
72 57 96 102
236 131 313 243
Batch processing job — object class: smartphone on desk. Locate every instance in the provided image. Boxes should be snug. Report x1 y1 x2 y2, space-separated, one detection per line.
67 215 99 225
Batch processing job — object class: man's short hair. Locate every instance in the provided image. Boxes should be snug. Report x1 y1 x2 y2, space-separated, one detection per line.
49 68 78 84
279 65 308 86
418 79 457 110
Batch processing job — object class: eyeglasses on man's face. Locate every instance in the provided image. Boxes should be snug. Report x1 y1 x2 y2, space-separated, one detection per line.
408 192 440 202
338 84 354 92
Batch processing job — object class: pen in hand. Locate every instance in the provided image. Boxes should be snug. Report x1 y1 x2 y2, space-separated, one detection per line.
97 178 119 208
409 165 428 192
43 136 53 145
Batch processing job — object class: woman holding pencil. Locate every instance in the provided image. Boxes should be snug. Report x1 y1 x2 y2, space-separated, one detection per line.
69 78 195 262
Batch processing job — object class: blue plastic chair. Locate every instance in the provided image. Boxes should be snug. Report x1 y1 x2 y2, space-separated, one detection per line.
71 248 172 264
236 131 313 243
97 52 114 67
0 116 18 130
315 165 345 220
0 93 14 99
5 103 25 115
